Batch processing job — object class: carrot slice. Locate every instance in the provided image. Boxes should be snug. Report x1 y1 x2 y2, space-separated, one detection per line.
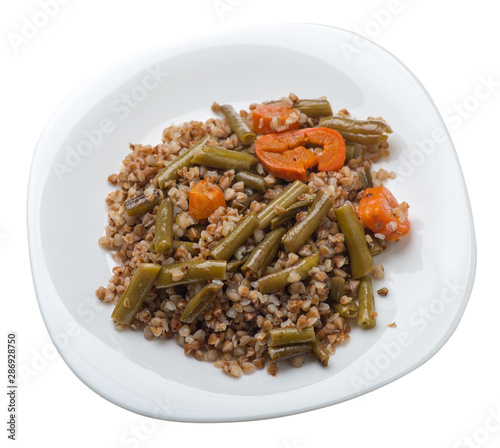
255 145 317 182
358 186 410 242
252 104 300 135
189 180 226 220
303 127 346 172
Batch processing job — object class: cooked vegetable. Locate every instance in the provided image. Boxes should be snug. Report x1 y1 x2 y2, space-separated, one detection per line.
357 275 376 329
219 104 256 145
268 343 312 361
358 166 373 190
234 171 267 193
367 239 384 256
180 281 223 323
358 186 410 242
257 180 309 229
334 205 374 279
311 338 330 367
332 301 359 319
282 190 334 253
232 192 265 213
319 115 392 145
266 99 333 117
209 212 260 260
124 189 160 216
258 251 319 294
155 135 210 189
172 240 199 256
252 104 300 134
188 180 226 220
242 227 287 278
155 260 227 288
192 145 258 171
226 255 249 273
153 198 174 254
254 127 345 181
267 326 315 347
269 198 314 229
344 143 356 164
328 276 345 304
111 263 161 325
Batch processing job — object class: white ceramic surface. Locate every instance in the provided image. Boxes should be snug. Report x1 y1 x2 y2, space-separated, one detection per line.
27 24 476 422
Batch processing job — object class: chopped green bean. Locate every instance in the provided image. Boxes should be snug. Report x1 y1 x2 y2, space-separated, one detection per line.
219 104 256 145
209 212 260 261
334 205 374 279
358 275 376 329
153 198 174 254
266 99 333 117
329 276 345 304
258 251 319 294
155 135 210 189
333 301 359 319
344 144 356 164
111 263 161 325
269 198 314 229
192 145 258 171
267 326 315 348
232 193 264 213
311 338 329 367
124 190 160 216
155 260 226 288
282 190 334 253
242 227 287 278
319 115 393 135
339 131 388 146
257 180 309 229
268 343 312 361
368 239 384 256
226 255 249 273
172 240 200 256
358 167 373 190
234 171 267 193
180 281 223 323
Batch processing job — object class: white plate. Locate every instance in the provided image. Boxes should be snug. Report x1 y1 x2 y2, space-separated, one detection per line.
27 24 476 422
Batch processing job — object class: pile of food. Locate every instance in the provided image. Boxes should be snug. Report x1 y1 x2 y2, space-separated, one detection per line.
96 94 410 377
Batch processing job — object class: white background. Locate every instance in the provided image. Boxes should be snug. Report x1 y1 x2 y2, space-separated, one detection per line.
1 1 498 447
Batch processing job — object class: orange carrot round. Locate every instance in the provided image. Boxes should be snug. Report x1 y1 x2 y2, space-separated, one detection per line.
189 180 226 220
302 127 345 172
252 104 300 135
358 186 410 242
255 145 317 182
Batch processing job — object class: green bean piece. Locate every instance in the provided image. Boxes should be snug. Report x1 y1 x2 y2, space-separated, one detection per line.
358 275 376 329
267 326 315 348
319 115 393 135
155 135 210 189
269 198 314 229
258 251 319 294
155 260 226 288
124 190 160 216
329 276 345 303
232 193 264 213
368 238 384 256
266 99 333 117
282 190 334 253
226 255 249 273
333 301 359 319
172 240 200 256
219 104 256 145
209 212 260 261
268 343 312 361
344 144 356 164
311 338 329 367
339 131 388 146
153 198 174 254
191 145 258 171
358 167 373 190
111 263 161 325
334 205 374 279
234 171 267 193
242 227 287 278
180 281 223 323
257 180 310 229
